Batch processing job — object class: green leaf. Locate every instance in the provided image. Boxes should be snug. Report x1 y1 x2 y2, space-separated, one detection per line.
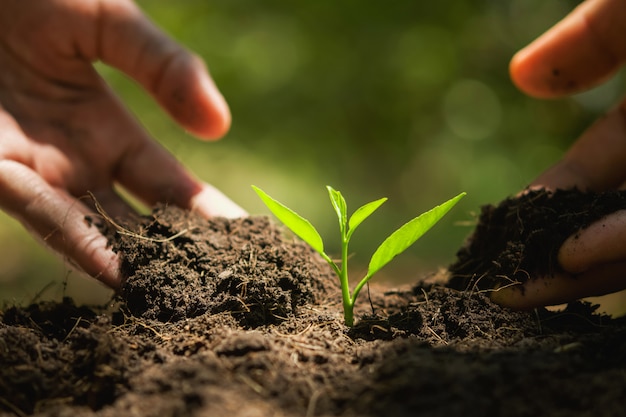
327 186 347 234
367 192 466 278
252 185 325 254
348 197 387 238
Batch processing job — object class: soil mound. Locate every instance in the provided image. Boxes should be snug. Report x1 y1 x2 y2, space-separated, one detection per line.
116 206 338 326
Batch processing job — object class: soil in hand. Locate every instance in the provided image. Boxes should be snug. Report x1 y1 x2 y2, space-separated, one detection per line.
449 187 626 292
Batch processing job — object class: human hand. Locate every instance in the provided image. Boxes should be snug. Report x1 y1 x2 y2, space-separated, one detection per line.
491 0 626 309
0 0 246 289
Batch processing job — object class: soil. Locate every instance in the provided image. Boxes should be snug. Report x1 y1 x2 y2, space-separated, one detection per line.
449 188 626 291
2 189 626 417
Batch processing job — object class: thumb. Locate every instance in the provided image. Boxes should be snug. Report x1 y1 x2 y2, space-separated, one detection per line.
510 0 626 98
96 1 230 139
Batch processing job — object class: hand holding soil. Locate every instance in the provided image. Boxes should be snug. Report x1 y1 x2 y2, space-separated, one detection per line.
490 0 626 309
0 0 244 289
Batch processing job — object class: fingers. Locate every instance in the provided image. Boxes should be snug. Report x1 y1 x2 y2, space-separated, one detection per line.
190 183 248 219
558 209 626 274
0 160 121 288
111 112 246 218
530 102 626 192
489 272 578 310
510 0 626 98
96 0 230 139
491 261 626 310
491 208 626 309
88 0 243 217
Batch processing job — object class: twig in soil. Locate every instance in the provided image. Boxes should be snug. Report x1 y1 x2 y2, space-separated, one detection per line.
30 280 56 304
478 279 522 295
495 326 524 336
114 315 172 341
451 271 483 294
117 225 189 243
425 325 448 345
271 312 289 321
88 191 189 243
474 273 522 296
306 389 323 417
273 323 314 338
466 272 488 294
135 320 173 341
232 297 251 313
236 280 248 298
421 287 430 307
511 266 531 282
0 397 27 417
236 374 266 395
473 325 491 338
370 324 389 334
62 316 85 343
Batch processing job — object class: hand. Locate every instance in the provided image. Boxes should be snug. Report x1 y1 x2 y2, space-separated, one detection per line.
492 0 626 309
0 0 246 289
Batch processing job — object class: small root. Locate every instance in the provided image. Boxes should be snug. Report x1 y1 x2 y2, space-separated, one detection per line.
87 191 188 243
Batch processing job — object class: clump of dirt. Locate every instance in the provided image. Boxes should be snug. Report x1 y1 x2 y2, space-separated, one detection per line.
0 299 129 414
116 206 338 326
1 192 625 417
449 188 626 291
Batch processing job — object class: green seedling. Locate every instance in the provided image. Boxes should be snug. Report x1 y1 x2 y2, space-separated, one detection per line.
252 185 466 326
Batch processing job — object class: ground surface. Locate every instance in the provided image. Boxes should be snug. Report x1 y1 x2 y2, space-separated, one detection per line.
1 190 626 417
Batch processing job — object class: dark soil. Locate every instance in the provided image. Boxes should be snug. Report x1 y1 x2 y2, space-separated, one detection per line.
2 189 626 417
449 188 626 291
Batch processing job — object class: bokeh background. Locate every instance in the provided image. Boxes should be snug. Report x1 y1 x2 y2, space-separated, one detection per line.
2 0 625 314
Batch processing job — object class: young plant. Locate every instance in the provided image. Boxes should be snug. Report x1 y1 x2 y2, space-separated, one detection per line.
252 185 466 326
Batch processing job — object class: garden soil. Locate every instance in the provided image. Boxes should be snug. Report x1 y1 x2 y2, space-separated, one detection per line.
1 188 625 417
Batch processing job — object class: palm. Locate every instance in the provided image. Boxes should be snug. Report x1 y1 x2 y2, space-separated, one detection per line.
0 83 126 206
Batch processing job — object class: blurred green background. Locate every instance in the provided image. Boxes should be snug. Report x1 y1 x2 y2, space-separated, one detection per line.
2 0 625 312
